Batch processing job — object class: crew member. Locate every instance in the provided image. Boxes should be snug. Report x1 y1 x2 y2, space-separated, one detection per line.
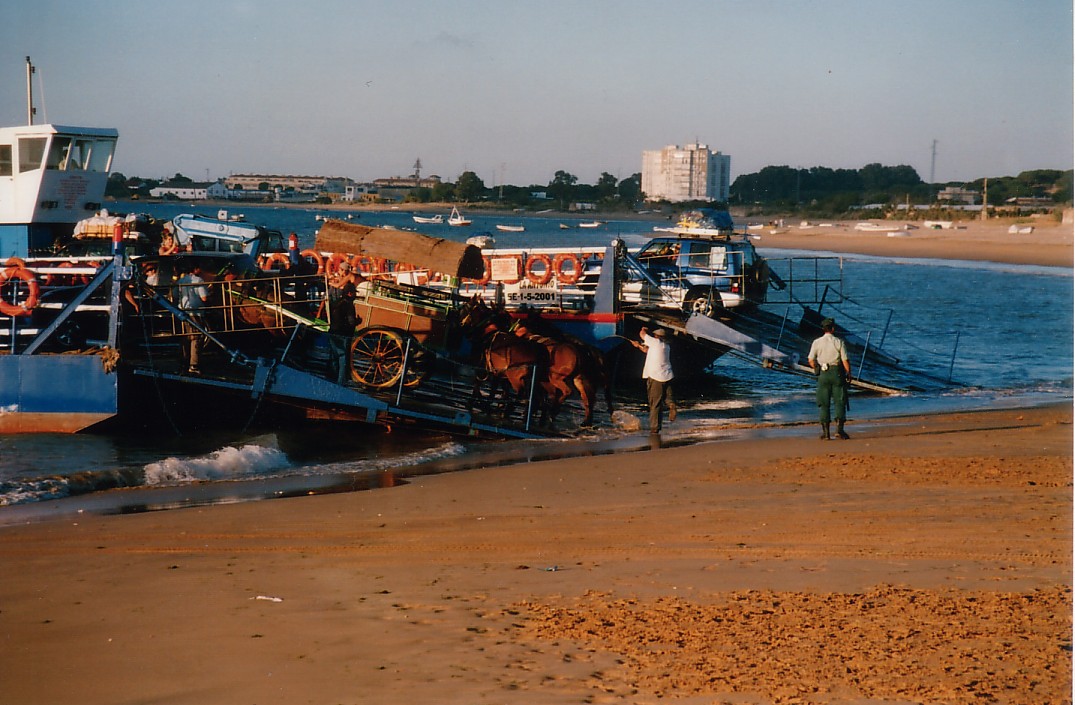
632 326 676 434
808 317 852 440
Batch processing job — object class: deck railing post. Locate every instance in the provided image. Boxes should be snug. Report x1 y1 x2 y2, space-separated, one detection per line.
396 337 412 406
947 331 960 382
776 306 790 352
525 364 538 431
879 308 893 349
857 330 871 380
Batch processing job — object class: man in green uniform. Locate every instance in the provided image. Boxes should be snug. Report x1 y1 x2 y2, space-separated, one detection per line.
807 317 852 440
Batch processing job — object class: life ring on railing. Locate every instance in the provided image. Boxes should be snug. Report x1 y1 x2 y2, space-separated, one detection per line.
0 266 40 317
325 252 350 274
524 253 553 286
80 261 102 285
552 253 581 285
260 253 290 271
44 260 76 287
350 255 381 276
4 257 27 270
468 256 492 286
300 249 325 274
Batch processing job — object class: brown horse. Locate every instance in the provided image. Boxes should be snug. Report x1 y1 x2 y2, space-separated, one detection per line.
510 313 612 427
460 298 611 428
457 297 549 421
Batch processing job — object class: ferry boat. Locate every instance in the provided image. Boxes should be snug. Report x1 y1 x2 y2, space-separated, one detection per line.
0 117 122 432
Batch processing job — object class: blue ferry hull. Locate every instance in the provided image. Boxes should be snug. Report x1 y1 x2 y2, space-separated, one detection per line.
0 355 118 432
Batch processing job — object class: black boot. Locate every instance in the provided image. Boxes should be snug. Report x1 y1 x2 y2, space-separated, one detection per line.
819 423 830 440
835 422 850 440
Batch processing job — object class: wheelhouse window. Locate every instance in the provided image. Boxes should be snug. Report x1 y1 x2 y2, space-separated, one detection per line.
0 145 12 176
47 136 72 169
42 135 115 172
18 137 46 173
86 137 115 172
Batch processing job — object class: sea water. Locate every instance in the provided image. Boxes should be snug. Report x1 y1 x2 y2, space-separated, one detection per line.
0 203 1070 518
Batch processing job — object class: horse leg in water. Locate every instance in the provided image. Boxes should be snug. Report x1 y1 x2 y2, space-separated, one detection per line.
540 372 573 427
572 374 599 427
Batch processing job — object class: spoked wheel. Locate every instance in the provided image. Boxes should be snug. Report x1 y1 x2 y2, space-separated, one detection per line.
349 327 429 389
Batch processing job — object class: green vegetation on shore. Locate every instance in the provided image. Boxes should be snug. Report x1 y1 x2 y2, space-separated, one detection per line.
107 163 1072 220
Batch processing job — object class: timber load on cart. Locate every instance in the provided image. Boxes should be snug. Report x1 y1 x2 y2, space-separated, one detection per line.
315 219 486 281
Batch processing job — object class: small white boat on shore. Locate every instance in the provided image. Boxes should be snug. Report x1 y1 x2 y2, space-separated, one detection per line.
854 222 914 233
413 214 444 224
448 206 472 227
495 224 525 232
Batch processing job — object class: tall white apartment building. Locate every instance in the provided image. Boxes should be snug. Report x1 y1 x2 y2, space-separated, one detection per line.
641 143 731 202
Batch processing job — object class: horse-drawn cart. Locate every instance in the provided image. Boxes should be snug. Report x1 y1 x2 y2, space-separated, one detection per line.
345 281 456 389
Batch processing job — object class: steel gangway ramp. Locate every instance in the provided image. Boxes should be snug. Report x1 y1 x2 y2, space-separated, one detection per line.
632 304 962 394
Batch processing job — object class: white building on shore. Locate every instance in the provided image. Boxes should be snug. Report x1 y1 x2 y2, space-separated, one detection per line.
642 143 731 203
149 180 230 200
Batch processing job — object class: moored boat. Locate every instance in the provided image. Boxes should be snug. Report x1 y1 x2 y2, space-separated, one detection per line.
413 214 443 224
495 224 524 232
447 206 472 226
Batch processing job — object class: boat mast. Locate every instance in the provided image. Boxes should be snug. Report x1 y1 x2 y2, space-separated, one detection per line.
25 56 36 125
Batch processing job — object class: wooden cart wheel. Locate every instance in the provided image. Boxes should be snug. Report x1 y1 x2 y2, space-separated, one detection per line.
349 327 429 389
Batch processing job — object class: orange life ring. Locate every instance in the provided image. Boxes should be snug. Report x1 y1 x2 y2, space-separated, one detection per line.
0 266 40 317
80 261 102 285
300 249 325 274
4 257 27 270
350 255 381 276
325 252 350 274
524 253 552 286
44 260 77 287
468 256 492 286
260 253 290 271
552 253 581 284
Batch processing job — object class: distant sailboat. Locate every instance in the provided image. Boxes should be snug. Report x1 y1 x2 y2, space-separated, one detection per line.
448 206 472 226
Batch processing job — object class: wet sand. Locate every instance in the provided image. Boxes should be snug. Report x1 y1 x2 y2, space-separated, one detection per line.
0 404 1070 704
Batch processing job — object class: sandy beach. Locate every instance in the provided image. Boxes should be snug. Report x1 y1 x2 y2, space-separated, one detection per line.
0 404 1070 704
749 219 1073 269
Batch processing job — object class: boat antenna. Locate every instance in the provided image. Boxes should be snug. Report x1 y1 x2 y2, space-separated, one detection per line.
25 56 36 125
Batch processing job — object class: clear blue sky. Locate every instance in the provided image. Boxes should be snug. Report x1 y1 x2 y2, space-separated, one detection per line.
3 0 1071 187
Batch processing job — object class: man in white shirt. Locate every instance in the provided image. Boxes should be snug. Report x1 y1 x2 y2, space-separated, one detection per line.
807 317 852 440
178 262 209 374
634 326 676 434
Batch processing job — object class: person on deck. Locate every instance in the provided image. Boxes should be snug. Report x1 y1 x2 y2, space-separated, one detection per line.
808 317 852 440
288 232 300 268
632 326 676 434
178 262 209 374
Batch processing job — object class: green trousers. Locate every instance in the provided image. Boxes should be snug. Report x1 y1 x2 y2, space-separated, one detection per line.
816 367 847 424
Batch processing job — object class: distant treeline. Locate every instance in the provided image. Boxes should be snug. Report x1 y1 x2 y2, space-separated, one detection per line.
108 164 1072 215
728 164 1073 214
